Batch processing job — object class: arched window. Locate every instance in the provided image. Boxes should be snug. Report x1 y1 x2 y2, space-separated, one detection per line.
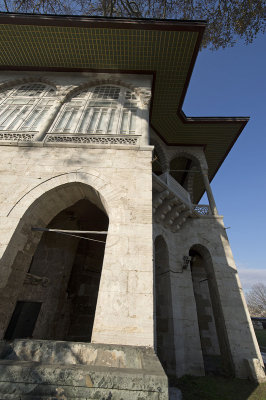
51 85 139 135
0 83 55 132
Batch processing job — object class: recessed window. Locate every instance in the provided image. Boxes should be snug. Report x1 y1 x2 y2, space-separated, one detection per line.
51 85 139 135
0 83 56 132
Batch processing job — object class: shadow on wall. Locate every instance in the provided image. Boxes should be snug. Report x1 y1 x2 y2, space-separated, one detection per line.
176 375 261 400
154 235 176 377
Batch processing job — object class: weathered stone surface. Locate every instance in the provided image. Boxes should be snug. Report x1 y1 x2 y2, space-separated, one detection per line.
244 358 266 383
0 69 264 389
0 342 168 399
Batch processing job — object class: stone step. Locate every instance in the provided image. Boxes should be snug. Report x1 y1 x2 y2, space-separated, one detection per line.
0 359 167 400
0 396 92 400
0 340 168 399
0 340 146 369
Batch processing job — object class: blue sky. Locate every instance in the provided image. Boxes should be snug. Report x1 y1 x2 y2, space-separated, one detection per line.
183 34 266 291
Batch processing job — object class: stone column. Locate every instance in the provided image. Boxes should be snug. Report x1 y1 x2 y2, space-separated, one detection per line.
201 169 218 215
33 97 65 142
91 149 154 347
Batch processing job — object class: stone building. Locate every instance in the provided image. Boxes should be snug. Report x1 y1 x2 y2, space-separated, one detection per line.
0 12 264 399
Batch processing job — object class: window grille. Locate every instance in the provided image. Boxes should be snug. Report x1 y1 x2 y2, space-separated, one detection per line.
92 86 120 100
51 85 139 135
0 83 56 132
12 84 55 97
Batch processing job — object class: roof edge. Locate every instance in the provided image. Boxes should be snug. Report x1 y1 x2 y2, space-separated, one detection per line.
179 110 250 123
0 12 207 31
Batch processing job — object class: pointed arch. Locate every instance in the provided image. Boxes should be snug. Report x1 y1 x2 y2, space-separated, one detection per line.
0 176 113 339
168 151 205 202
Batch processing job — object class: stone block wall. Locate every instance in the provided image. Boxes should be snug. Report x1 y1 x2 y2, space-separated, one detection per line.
0 70 155 348
154 215 264 379
0 143 154 348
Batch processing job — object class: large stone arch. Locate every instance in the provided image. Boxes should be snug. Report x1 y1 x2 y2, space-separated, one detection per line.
168 148 207 170
0 170 123 287
0 173 117 339
6 171 110 217
168 150 206 202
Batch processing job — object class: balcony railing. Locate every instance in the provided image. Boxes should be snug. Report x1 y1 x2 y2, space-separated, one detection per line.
153 172 212 218
193 204 211 216
157 172 192 208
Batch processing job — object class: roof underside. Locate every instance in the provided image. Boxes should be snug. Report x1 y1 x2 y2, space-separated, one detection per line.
0 13 248 202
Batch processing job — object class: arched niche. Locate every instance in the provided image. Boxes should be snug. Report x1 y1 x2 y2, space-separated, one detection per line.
189 244 233 376
169 154 203 203
154 235 176 376
0 182 109 343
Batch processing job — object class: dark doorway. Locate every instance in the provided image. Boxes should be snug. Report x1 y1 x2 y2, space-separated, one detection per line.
4 301 42 340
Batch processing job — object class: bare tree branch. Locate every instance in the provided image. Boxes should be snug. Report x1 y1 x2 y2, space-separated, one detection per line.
1 0 265 49
246 283 266 317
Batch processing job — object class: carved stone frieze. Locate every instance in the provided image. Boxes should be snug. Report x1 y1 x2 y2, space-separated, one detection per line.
0 132 34 142
138 88 152 106
46 134 138 146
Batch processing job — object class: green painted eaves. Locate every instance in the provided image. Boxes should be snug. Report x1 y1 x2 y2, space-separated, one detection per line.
0 14 248 201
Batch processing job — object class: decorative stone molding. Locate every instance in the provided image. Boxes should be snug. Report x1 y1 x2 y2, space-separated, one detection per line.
193 204 211 216
45 134 138 146
24 273 49 287
0 132 34 142
138 88 152 107
168 148 206 170
153 192 192 232
0 132 139 146
65 77 149 105
153 173 192 232
0 76 58 95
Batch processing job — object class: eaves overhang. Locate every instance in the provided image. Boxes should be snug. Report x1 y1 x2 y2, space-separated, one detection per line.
0 13 249 202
